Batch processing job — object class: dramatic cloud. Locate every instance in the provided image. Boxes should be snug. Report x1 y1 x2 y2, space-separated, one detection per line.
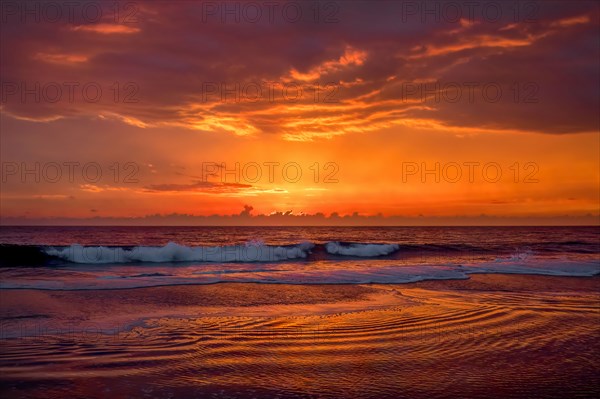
1 1 598 140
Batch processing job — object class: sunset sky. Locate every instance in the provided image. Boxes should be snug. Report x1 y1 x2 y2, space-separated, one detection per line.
0 1 598 225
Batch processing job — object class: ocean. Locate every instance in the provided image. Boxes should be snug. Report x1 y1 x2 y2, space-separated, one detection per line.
1 226 599 398
1 226 598 289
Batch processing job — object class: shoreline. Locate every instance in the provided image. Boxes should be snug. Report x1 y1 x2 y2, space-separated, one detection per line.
2 274 598 335
0 272 598 292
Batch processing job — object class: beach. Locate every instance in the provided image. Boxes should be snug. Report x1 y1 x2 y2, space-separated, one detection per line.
2 274 599 398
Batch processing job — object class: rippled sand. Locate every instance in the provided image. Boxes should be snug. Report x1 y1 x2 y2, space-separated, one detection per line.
1 275 599 398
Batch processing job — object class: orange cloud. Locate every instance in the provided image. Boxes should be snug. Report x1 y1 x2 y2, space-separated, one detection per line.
290 46 367 81
71 24 141 34
33 52 88 64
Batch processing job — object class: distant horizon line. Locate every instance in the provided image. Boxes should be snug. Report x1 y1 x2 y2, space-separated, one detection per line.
1 224 599 228
2 212 598 227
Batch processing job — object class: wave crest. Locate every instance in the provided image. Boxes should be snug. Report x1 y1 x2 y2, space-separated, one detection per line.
44 242 315 264
325 242 400 257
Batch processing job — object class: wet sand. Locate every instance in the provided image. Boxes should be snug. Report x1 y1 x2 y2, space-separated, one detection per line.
1 275 599 398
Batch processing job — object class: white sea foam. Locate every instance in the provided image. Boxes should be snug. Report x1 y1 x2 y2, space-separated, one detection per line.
468 258 599 277
1 257 598 290
325 242 400 257
44 241 315 264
